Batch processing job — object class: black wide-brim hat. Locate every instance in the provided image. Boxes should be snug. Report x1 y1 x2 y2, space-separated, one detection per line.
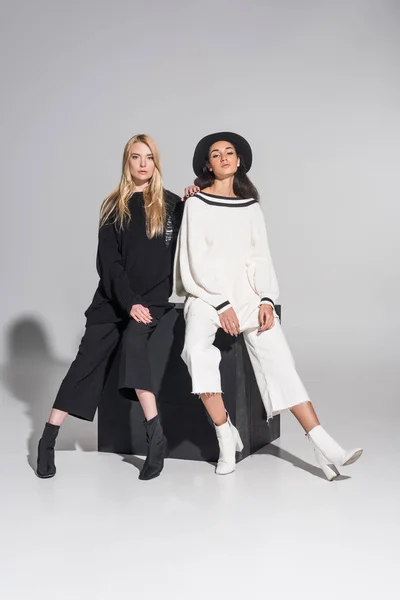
192 132 253 177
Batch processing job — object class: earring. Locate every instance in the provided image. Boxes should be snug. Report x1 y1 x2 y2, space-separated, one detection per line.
209 168 213 172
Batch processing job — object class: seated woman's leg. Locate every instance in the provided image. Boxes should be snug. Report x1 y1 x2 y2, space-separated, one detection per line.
48 408 68 427
119 319 156 401
135 389 158 421
182 300 243 474
37 322 121 478
200 393 226 426
243 313 362 479
119 318 167 481
181 299 221 397
53 323 121 420
243 314 310 421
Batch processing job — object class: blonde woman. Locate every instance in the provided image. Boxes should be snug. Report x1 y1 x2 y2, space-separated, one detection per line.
37 134 189 481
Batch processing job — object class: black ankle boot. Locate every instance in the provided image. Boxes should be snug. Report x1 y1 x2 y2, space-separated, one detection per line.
36 423 60 478
138 415 167 481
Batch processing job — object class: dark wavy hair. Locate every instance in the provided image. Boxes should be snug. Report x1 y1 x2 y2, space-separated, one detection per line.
194 151 260 201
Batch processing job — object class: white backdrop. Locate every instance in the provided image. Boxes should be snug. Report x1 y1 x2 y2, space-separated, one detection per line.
1 6 399 596
1 0 399 373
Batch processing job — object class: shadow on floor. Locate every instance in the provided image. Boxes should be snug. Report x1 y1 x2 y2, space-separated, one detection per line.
0 316 97 471
257 443 351 481
119 454 145 473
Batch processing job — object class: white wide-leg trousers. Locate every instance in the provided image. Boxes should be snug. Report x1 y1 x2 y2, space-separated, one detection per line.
181 298 310 420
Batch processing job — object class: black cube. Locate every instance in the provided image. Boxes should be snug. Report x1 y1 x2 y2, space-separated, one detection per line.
98 305 280 462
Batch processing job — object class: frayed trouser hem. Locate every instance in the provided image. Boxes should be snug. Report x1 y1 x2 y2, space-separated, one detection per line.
191 391 224 398
266 399 311 422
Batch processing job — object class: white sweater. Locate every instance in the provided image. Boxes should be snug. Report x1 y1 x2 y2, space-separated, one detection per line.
174 192 279 315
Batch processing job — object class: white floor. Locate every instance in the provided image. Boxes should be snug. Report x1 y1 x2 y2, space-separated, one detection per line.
0 356 398 600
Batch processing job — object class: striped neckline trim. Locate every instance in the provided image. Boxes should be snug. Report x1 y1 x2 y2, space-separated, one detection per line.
196 192 257 207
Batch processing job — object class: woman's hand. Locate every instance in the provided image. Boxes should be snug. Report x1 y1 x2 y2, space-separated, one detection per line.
182 185 200 200
258 304 275 333
219 307 240 337
130 304 152 324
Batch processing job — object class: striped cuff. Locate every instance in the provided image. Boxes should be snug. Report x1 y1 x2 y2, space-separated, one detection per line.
215 300 232 315
260 297 275 309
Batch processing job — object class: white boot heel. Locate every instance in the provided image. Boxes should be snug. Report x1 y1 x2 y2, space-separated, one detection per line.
227 414 243 452
235 430 244 453
313 446 340 481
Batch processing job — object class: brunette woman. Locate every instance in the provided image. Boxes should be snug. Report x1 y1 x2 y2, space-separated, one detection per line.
175 132 363 479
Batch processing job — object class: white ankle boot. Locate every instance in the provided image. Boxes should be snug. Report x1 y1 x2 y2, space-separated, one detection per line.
308 425 363 479
214 414 244 475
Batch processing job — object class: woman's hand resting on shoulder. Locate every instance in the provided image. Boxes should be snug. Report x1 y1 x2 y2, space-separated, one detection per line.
258 304 275 333
219 307 240 337
130 304 152 324
182 185 200 200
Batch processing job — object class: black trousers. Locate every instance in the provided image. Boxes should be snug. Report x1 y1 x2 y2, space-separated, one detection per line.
52 306 170 421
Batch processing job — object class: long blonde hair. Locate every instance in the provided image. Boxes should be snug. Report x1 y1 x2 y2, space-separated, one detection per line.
99 134 166 238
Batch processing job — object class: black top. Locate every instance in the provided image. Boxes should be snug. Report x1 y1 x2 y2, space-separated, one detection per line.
85 190 183 325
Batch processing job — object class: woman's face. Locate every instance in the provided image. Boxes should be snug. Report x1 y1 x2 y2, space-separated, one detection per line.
128 141 155 184
207 140 240 179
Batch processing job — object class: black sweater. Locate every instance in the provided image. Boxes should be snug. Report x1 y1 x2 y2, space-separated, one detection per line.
85 190 183 325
